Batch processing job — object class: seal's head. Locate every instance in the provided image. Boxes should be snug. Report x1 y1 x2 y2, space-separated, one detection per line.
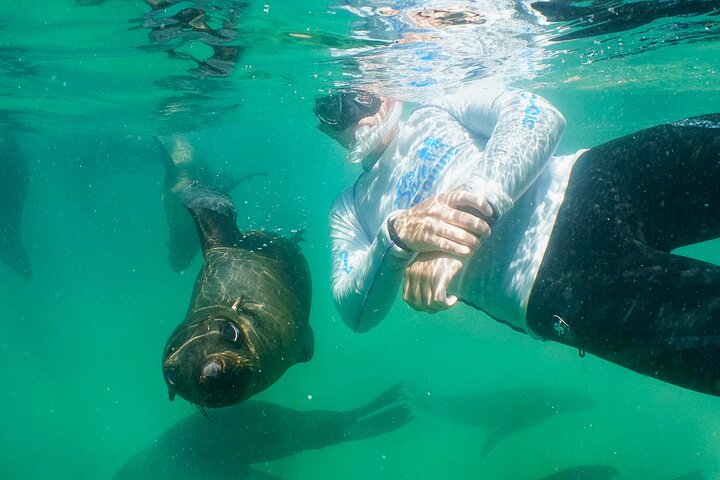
162 306 261 408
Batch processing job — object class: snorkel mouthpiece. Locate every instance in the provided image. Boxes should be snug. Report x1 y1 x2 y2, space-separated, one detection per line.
348 99 403 167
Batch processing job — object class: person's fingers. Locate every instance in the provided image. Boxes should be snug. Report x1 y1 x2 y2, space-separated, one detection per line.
407 214 489 252
426 295 457 313
404 261 435 312
426 236 472 256
392 193 493 253
436 221 485 248
418 279 447 314
420 292 456 313
422 282 435 312
403 254 463 313
403 273 424 311
428 278 452 312
442 209 492 239
445 190 494 218
402 274 414 303
417 192 492 239
429 263 460 310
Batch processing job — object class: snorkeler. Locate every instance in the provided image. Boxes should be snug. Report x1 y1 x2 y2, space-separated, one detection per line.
314 85 720 397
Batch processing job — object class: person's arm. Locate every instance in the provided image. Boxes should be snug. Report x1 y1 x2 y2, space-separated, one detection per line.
329 190 414 333
394 87 565 313
437 86 566 216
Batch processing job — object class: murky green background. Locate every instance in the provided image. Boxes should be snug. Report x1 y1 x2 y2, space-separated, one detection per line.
1 1 720 479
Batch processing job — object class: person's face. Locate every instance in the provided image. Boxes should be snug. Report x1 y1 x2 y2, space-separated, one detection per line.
316 96 391 153
318 121 360 149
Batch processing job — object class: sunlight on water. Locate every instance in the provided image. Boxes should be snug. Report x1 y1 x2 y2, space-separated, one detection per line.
1 1 720 479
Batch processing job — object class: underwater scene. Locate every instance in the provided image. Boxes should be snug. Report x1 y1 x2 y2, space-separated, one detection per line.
2 0 720 479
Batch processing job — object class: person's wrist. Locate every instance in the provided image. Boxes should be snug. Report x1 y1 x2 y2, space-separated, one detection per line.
387 217 413 252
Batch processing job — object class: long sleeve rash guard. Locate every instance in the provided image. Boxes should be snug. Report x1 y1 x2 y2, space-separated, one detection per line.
328 86 585 334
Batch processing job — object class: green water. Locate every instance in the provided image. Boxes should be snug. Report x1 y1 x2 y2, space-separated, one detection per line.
2 1 720 479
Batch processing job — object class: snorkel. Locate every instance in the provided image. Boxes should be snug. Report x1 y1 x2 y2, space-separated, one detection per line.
348 99 403 168
313 90 403 169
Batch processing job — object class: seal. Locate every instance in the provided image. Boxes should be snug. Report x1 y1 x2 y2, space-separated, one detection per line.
156 134 266 273
161 180 313 408
407 386 596 459
113 383 412 480
0 132 32 279
536 465 619 480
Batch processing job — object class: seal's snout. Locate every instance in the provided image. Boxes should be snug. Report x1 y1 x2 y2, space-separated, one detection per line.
164 366 177 401
200 358 224 382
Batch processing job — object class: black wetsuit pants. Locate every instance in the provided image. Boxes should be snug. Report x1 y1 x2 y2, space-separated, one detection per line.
526 114 720 396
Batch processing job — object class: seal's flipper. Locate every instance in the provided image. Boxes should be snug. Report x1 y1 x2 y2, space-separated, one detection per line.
213 171 268 194
481 426 513 460
670 470 708 480
354 383 405 419
155 136 206 190
289 228 306 245
155 135 213 272
179 182 240 252
338 384 412 441
345 404 413 441
243 468 282 480
299 324 314 363
152 135 174 169
0 235 31 279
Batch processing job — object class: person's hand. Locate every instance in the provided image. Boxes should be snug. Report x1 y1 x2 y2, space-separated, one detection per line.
390 190 493 256
403 252 464 313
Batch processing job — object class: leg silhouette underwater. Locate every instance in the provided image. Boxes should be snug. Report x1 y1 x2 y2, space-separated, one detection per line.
528 114 720 396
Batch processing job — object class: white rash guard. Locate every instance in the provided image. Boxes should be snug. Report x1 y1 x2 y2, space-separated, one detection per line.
328 86 586 334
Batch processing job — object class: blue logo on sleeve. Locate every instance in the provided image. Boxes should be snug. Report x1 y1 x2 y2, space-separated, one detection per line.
520 92 541 129
338 250 353 275
393 136 456 209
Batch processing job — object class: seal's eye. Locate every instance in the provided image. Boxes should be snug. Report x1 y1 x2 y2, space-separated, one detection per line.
221 321 242 344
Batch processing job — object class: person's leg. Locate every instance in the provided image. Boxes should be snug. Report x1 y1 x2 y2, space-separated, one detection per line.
595 114 720 251
527 114 720 395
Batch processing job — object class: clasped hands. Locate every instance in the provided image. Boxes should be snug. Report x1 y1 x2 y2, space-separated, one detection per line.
389 189 493 313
